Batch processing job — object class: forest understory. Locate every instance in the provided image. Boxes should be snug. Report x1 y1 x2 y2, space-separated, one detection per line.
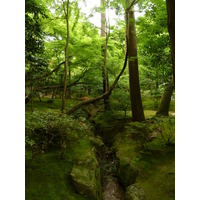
25 0 175 199
25 97 175 200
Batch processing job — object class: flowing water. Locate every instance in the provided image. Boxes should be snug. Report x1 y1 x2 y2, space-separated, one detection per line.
100 147 125 200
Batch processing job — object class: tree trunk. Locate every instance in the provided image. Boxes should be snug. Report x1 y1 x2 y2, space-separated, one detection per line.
128 9 145 122
52 88 56 99
39 93 42 102
166 0 175 86
67 64 71 98
62 0 70 113
101 0 110 110
156 79 174 116
31 82 33 112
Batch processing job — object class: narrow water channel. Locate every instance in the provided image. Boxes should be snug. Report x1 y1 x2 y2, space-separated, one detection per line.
100 146 124 200
90 117 125 199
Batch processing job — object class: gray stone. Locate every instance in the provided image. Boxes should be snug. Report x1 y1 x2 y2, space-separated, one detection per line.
125 185 145 200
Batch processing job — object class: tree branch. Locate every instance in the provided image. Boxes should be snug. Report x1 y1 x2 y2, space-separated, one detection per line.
126 0 139 12
65 51 128 115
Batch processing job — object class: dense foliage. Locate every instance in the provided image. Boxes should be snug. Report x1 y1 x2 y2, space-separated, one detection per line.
25 0 175 199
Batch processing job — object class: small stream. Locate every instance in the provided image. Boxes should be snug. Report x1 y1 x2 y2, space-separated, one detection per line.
100 146 125 200
102 175 124 200
90 115 126 200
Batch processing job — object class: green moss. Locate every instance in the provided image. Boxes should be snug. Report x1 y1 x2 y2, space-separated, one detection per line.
113 117 175 199
25 151 86 200
70 138 102 200
26 97 79 112
26 119 101 200
141 97 175 113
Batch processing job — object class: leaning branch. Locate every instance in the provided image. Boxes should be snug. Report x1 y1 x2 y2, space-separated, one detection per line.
126 0 139 12
65 51 128 115
26 61 65 84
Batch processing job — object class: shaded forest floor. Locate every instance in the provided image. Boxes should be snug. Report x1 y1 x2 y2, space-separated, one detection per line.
25 97 175 200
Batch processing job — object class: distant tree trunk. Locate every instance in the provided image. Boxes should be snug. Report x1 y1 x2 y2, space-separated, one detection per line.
101 0 110 110
125 0 129 53
67 64 71 98
31 82 33 112
128 9 145 122
166 0 175 86
156 79 174 116
25 95 31 105
39 93 42 102
52 89 56 99
61 0 70 113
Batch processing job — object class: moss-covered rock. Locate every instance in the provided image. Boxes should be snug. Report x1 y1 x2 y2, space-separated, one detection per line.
125 185 145 200
70 151 102 200
118 157 139 188
113 132 139 188
89 136 104 149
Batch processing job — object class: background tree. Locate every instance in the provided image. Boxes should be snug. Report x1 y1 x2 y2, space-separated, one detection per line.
127 1 145 122
166 0 175 85
25 0 49 108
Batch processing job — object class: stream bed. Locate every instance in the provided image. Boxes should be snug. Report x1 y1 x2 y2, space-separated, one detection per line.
102 175 124 200
100 146 125 200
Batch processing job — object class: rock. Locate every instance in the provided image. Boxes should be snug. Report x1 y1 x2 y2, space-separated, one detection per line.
70 151 102 200
125 185 145 200
118 157 139 188
89 136 104 149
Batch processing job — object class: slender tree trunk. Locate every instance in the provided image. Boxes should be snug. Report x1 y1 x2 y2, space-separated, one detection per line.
156 79 174 116
128 9 145 122
31 82 33 112
166 0 175 86
101 0 110 110
62 0 70 113
52 89 55 99
125 0 129 53
67 64 71 98
39 93 42 102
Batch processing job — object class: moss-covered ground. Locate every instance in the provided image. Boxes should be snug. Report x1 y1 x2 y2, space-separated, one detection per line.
25 96 175 199
25 112 96 200
112 118 175 200
26 150 87 200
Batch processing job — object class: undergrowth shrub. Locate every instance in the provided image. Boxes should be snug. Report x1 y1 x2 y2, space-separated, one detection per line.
147 116 175 145
25 111 92 160
46 99 54 103
125 122 151 149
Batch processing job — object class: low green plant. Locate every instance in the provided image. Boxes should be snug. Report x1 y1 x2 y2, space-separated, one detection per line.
147 116 175 145
157 117 175 145
46 99 54 103
125 122 151 149
25 111 93 160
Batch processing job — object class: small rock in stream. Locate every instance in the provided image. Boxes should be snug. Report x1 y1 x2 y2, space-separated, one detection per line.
125 185 145 200
102 176 124 200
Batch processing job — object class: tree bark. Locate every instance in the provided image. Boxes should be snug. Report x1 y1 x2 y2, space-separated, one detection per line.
65 52 128 115
31 82 33 112
52 88 56 99
156 79 174 116
67 64 71 98
166 0 175 86
62 0 70 113
128 9 145 122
